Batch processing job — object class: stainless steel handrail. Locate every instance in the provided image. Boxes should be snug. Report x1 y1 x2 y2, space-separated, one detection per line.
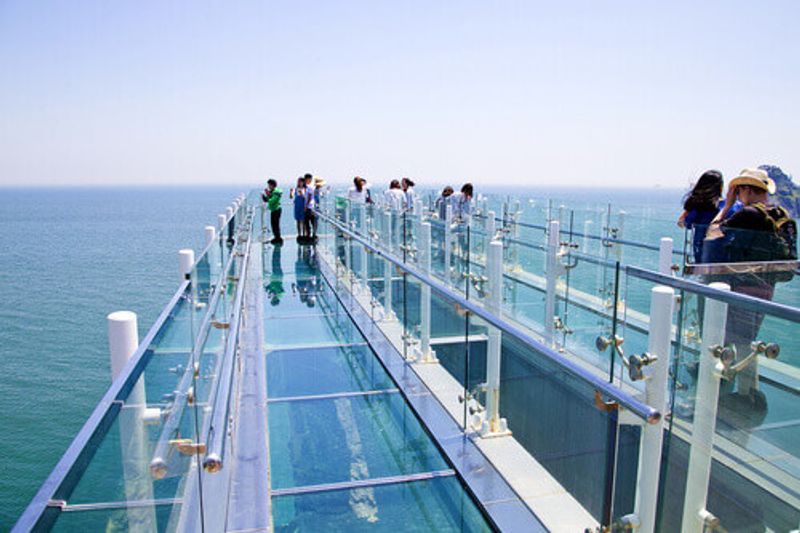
203 209 254 473
627 265 800 323
149 236 240 478
318 209 661 423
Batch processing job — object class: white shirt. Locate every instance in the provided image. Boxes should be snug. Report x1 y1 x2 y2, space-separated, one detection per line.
403 187 417 211
384 189 406 211
348 186 367 203
451 193 472 220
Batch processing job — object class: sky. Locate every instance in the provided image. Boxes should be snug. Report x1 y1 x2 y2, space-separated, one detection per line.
0 1 798 189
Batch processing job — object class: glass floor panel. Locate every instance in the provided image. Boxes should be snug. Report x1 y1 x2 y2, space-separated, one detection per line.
264 313 365 349
263 287 334 318
267 344 394 399
272 476 492 532
268 392 449 490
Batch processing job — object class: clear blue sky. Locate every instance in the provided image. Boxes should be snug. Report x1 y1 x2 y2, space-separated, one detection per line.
1 1 798 188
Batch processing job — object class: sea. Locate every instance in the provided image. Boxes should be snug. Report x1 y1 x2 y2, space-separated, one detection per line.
0 185 796 529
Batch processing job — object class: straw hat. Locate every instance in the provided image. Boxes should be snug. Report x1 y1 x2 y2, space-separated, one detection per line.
314 177 327 187
729 168 776 194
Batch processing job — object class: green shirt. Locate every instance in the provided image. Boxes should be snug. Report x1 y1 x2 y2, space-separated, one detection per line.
266 188 282 211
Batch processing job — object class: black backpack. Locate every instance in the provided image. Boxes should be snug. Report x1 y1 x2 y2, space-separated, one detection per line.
726 203 797 283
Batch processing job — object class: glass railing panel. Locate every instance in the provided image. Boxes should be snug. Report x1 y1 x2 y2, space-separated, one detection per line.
560 247 620 378
43 289 208 531
497 333 624 525
51 504 178 532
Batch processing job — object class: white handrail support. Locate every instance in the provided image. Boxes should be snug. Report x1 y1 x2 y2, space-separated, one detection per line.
635 285 675 533
681 282 731 532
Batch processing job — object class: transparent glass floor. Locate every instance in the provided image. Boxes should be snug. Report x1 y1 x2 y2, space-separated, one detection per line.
263 242 493 531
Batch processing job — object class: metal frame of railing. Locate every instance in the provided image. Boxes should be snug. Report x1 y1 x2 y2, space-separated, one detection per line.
13 200 246 532
203 208 254 472
149 226 241 478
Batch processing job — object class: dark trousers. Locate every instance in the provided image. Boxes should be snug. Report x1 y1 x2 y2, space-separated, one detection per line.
270 209 282 240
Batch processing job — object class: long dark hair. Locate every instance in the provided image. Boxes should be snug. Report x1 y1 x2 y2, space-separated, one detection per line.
683 170 723 211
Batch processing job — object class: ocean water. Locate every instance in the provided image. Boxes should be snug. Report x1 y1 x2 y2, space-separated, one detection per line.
0 187 241 529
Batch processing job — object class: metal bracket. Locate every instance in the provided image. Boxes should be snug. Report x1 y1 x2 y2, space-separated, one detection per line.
169 438 207 456
593 390 619 413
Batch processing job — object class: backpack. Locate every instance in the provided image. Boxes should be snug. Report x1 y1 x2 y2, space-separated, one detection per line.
725 203 797 283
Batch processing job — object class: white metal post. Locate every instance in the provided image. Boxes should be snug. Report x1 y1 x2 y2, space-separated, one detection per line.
485 211 496 263
635 285 675 533
681 282 730 532
179 249 195 281
413 199 423 263
108 311 157 530
658 237 673 275
383 209 396 321
109 311 139 380
418 222 436 363
218 214 227 232
359 204 368 292
482 239 510 437
205 225 216 248
226 206 233 221
444 205 453 285
544 220 560 347
343 201 351 275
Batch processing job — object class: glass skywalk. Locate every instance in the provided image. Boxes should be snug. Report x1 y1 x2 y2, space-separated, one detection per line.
15 189 800 533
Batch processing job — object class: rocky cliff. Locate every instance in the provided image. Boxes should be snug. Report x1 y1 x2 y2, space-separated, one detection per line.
760 165 800 218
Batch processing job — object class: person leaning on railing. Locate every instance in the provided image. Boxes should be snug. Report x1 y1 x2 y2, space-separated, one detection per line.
710 168 797 416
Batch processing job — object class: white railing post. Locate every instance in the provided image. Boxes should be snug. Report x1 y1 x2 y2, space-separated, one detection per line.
658 237 674 275
544 220 560 347
485 210 496 262
218 214 227 232
382 209 396 321
681 283 730 532
179 249 195 281
343 201 351 275
481 239 510 437
635 285 675 533
204 226 216 248
418 222 437 363
108 311 139 381
359 204 368 292
107 311 157 530
413 199 423 263
444 205 453 285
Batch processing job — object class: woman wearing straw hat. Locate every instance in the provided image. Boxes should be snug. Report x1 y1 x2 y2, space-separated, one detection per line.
717 168 796 417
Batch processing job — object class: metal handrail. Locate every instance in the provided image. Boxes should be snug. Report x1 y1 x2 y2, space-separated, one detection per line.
318 209 661 423
627 266 800 324
149 233 240 478
203 209 254 472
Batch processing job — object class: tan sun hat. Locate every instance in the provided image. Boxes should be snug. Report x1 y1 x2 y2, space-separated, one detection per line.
729 168 776 194
314 177 326 187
